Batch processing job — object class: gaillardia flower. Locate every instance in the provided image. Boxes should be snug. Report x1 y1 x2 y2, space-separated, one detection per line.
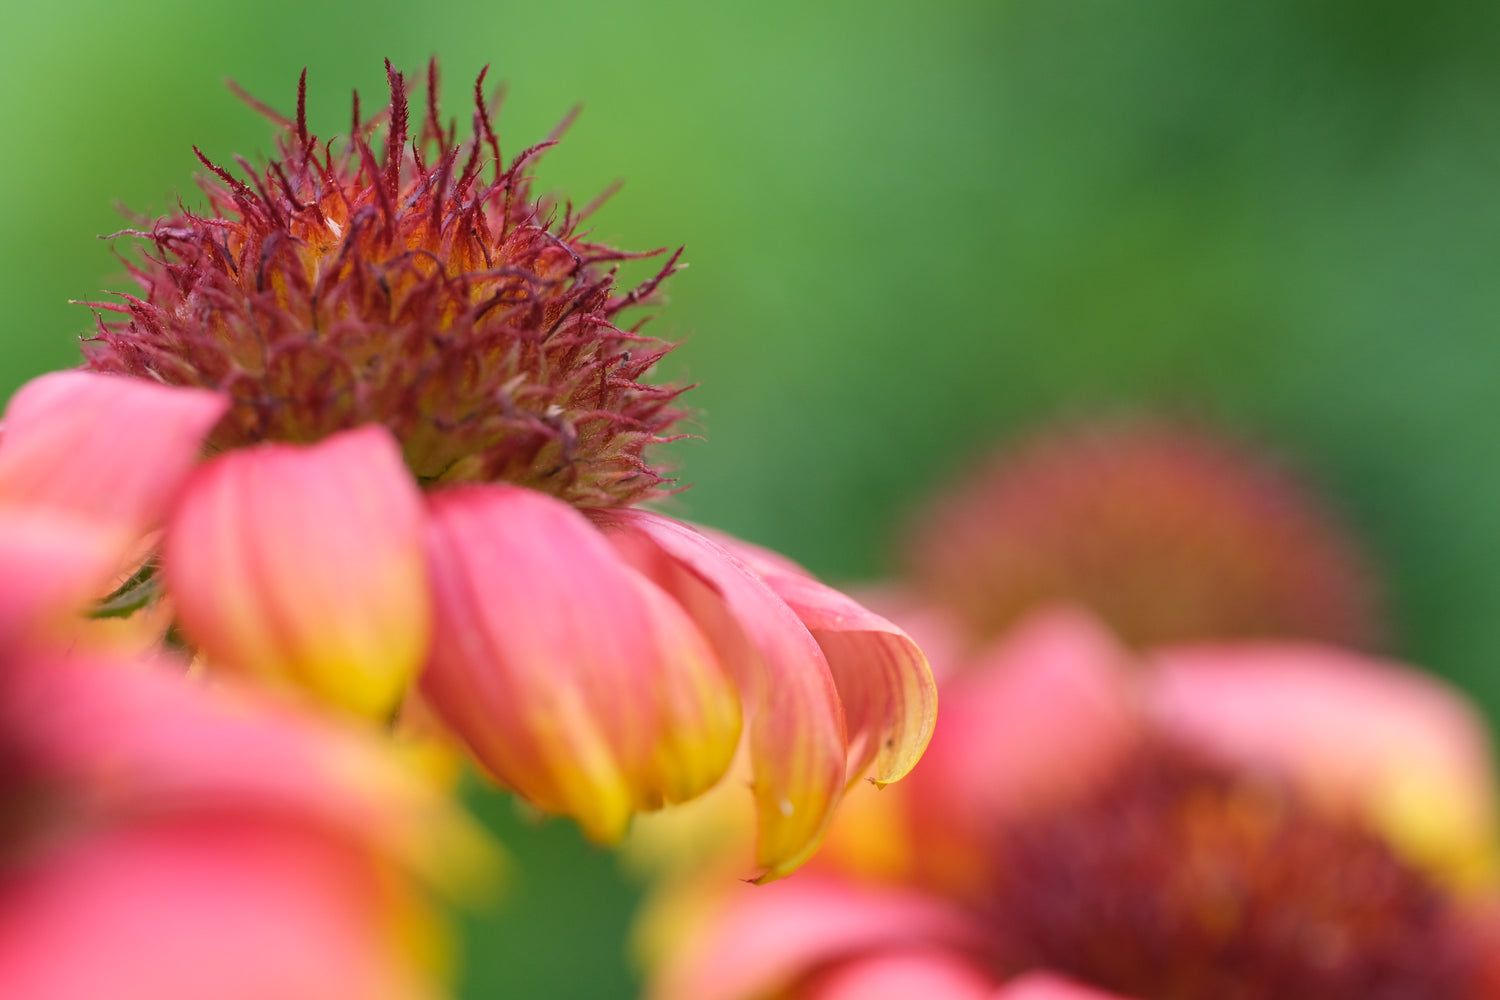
904 418 1382 651
61 61 934 880
0 383 488 1000
641 610 1500 1000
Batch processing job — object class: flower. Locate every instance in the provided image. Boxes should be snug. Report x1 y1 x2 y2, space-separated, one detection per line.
641 609 1500 999
0 383 490 999
55 61 935 881
903 418 1382 650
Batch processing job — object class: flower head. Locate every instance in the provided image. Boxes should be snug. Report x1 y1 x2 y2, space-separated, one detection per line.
85 61 684 507
45 62 935 881
905 419 1382 650
642 610 1500 999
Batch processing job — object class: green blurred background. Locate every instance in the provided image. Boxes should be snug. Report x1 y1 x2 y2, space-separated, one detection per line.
6 1 1500 995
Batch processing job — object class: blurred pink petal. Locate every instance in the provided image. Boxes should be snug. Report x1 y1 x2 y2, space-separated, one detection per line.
802 950 997 1000
648 875 983 1000
8 653 489 889
598 508 848 882
421 486 741 844
0 510 125 646
909 606 1141 889
1147 642 1498 880
164 425 430 718
0 371 226 543
716 534 936 787
0 819 436 1000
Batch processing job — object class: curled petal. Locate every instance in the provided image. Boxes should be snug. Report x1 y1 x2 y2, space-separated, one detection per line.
596 509 847 882
802 951 997 1000
420 486 741 844
1147 642 1499 885
164 425 430 718
908 607 1141 891
646 876 984 1000
714 534 936 787
0 819 441 1000
0 371 226 543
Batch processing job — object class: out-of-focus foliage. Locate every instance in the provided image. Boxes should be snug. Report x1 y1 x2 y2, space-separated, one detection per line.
6 2 1500 996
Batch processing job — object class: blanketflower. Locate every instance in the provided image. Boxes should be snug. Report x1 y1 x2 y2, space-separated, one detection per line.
903 418 1382 651
0 388 489 998
642 608 1500 999
54 61 934 880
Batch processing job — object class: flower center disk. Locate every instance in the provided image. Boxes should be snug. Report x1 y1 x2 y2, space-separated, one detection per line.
84 63 687 508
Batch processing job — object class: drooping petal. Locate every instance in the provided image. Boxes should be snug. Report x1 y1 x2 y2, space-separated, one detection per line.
907 607 1141 892
801 950 997 1000
712 533 936 787
0 819 441 1000
420 486 741 844
0 371 227 543
645 875 984 1000
1147 642 1499 885
595 509 847 882
163 425 429 718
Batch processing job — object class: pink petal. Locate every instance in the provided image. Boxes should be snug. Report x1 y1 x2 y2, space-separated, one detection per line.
0 510 126 645
1147 641 1498 877
802 951 998 1000
420 486 742 844
996 973 1138 1000
714 535 937 787
164 425 430 718
907 607 1141 890
0 371 226 543
0 818 439 1000
646 875 984 1000
595 509 848 882
6 652 490 891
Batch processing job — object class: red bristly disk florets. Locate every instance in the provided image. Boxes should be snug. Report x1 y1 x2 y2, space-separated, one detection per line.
984 744 1483 1000
905 419 1383 650
83 61 688 507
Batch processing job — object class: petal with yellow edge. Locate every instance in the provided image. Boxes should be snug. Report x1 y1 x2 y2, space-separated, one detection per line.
420 486 741 845
0 371 227 541
709 533 936 787
1146 641 1500 888
595 509 847 883
163 425 429 719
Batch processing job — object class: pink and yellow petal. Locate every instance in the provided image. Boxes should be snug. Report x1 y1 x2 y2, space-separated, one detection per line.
719 535 936 786
5 651 495 896
0 371 226 544
644 875 984 1000
0 819 441 1000
163 425 429 718
597 509 848 881
420 486 741 844
1147 641 1500 887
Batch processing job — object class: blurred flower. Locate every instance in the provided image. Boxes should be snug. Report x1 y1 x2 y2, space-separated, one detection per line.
641 609 1500 1000
904 418 1382 650
0 383 491 999
51 61 935 880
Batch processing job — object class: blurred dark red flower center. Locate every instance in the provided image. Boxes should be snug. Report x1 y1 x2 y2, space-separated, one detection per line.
983 745 1481 1000
82 62 688 508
